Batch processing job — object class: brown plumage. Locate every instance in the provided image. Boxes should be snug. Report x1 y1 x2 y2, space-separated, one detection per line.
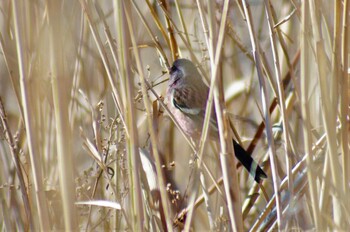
166 58 267 183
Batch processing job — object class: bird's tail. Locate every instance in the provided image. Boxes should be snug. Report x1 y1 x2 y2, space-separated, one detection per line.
232 140 267 183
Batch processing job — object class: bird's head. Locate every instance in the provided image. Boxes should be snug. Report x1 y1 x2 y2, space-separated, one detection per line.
168 58 201 88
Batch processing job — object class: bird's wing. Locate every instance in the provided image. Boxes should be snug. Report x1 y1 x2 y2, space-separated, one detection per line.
171 85 219 134
171 85 205 116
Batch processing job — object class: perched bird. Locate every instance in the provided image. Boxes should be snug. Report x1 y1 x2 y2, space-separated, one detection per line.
166 58 267 183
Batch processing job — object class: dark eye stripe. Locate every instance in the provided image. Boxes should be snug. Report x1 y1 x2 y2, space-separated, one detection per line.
169 65 178 75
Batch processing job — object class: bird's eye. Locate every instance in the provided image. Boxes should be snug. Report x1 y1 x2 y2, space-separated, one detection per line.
169 65 178 75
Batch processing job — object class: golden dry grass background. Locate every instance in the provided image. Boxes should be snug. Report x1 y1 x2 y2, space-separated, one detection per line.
0 0 349 231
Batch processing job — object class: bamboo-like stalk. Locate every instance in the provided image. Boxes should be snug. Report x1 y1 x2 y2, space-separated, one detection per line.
132 0 169 66
155 0 209 81
124 3 174 230
340 0 349 195
119 1 144 230
11 0 50 230
179 0 216 230
69 11 86 130
0 33 24 120
300 1 321 229
264 0 294 207
270 3 294 69
241 0 282 229
79 0 128 136
48 1 78 229
250 129 330 231
174 0 192 51
159 0 179 61
94 1 124 102
199 171 215 230
210 1 244 231
241 51 299 224
183 0 244 230
309 0 343 226
0 99 33 231
144 0 171 53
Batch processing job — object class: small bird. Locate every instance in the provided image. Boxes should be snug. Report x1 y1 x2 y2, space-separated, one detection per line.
166 58 267 183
